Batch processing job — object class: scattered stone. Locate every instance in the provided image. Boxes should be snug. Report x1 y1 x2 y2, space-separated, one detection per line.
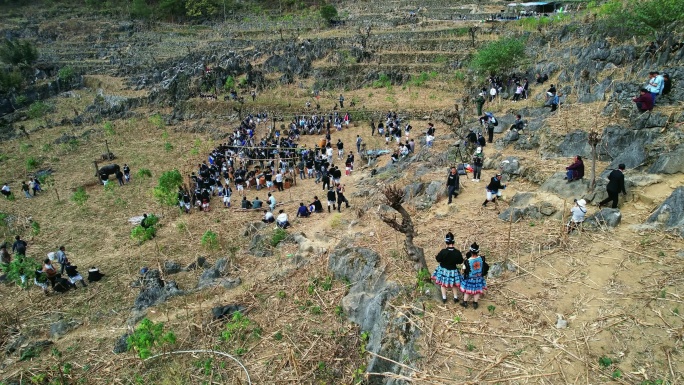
248 234 272 258
212 304 246 320
133 269 183 311
185 256 208 271
556 317 568 329
628 174 663 187
163 261 181 275
49 319 80 339
498 208 524 222
539 202 557 216
487 262 505 278
647 187 684 237
500 156 522 176
585 208 622 229
242 221 266 237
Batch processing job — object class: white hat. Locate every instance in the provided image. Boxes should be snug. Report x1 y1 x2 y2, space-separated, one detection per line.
476 147 482 153
576 199 587 207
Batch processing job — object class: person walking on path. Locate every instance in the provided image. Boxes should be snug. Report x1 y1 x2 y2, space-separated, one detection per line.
446 167 460 204
482 173 506 207
21 181 31 199
460 243 488 309
472 147 484 182
598 164 627 209
430 232 464 304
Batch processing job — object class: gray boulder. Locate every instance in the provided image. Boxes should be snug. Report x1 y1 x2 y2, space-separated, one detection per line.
499 208 525 222
162 261 181 275
539 172 590 199
503 130 519 143
414 180 444 210
197 258 240 289
647 187 684 237
648 145 684 174
212 304 246 320
113 333 131 354
50 319 80 339
242 221 267 237
500 156 522 176
248 233 272 257
585 208 622 229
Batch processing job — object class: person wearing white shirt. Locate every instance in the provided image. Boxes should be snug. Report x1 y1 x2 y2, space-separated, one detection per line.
567 199 587 234
276 210 290 229
646 71 664 104
262 210 275 223
268 193 277 211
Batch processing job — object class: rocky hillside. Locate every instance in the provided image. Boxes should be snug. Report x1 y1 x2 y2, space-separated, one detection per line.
1 0 683 384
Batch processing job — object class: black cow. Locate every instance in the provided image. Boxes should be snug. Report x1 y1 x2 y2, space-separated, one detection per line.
98 164 120 176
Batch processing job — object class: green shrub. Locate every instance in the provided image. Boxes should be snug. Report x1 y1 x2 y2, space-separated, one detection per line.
372 73 391 88
0 255 40 289
0 69 23 93
164 142 173 152
224 76 235 92
0 39 38 66
131 0 152 19
127 318 176 360
153 169 183 206
130 225 156 243
320 4 338 24
137 168 152 178
201 230 219 250
221 311 252 341
71 187 89 206
25 156 39 170
27 101 52 119
58 66 75 83
30 221 40 236
594 0 683 37
103 121 115 135
271 228 288 247
148 113 164 129
470 37 526 76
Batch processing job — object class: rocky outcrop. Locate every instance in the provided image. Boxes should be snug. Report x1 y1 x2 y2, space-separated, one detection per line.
585 208 622 229
197 258 241 289
647 187 684 237
133 269 183 311
329 244 420 385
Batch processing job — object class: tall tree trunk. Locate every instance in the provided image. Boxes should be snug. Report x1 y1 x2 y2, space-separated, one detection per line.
380 185 427 271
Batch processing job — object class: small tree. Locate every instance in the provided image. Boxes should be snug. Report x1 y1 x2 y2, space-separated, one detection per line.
588 129 602 192
320 4 338 25
127 318 176 359
153 170 183 206
470 37 526 76
0 39 38 66
379 185 427 271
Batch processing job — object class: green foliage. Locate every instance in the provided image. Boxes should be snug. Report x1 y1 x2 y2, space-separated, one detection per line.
0 39 38 66
320 4 338 24
131 0 152 19
201 230 219 250
127 318 177 360
131 225 156 243
159 0 186 19
487 304 496 314
407 71 437 87
359 331 370 355
470 37 526 76
0 255 40 289
270 227 288 247
415 268 431 292
71 187 89 206
598 356 613 368
148 113 164 129
517 14 569 31
273 330 283 340
152 169 183 206
594 0 683 37
372 73 391 88
454 71 466 81
164 142 173 152
221 311 251 341
466 342 476 351
27 101 52 119
103 121 115 135
0 69 23 93
612 369 622 379
185 0 219 17
30 220 40 236
137 168 152 178
25 156 39 170
224 75 235 91
58 66 75 83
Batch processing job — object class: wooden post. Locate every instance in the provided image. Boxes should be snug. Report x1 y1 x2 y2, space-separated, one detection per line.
93 161 99 178
104 140 111 159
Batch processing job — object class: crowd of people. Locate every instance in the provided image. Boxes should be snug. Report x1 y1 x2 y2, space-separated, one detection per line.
1 237 104 295
1 178 42 200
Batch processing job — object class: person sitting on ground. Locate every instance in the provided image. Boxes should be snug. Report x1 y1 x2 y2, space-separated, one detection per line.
241 196 250 209
262 210 275 223
310 196 324 213
632 88 654 112
65 263 87 288
296 202 310 218
276 210 290 229
34 268 49 295
546 84 556 100
1 183 10 198
87 267 105 282
565 155 585 182
509 114 525 133
567 199 587 234
252 197 263 209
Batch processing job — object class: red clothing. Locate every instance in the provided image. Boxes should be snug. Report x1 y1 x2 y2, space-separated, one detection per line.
632 93 653 111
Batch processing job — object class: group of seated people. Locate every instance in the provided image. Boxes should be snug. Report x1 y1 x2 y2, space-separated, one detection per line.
261 209 291 229
34 256 104 295
632 71 671 112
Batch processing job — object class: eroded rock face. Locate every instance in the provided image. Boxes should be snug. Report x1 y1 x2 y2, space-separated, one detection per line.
585 208 622 229
647 187 684 237
133 269 183 311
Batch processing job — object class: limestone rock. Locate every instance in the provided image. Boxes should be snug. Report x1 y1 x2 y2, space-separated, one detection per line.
647 187 684 237
162 260 181 275
585 208 622 229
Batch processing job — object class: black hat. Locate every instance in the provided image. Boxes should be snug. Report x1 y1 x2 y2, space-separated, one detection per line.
469 243 480 253
444 232 455 244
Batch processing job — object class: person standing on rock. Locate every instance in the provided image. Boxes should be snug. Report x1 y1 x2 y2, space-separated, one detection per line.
597 164 626 209
446 167 460 204
430 232 463 304
482 173 506 207
460 243 488 309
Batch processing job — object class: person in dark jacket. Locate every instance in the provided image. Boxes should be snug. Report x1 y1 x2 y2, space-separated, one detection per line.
632 88 654 112
482 173 506 207
662 74 671 96
565 155 585 182
430 232 464 304
598 164 627 209
446 167 460 204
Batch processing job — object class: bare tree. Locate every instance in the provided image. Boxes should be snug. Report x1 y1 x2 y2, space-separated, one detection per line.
379 185 427 271
468 26 478 47
588 129 602 192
